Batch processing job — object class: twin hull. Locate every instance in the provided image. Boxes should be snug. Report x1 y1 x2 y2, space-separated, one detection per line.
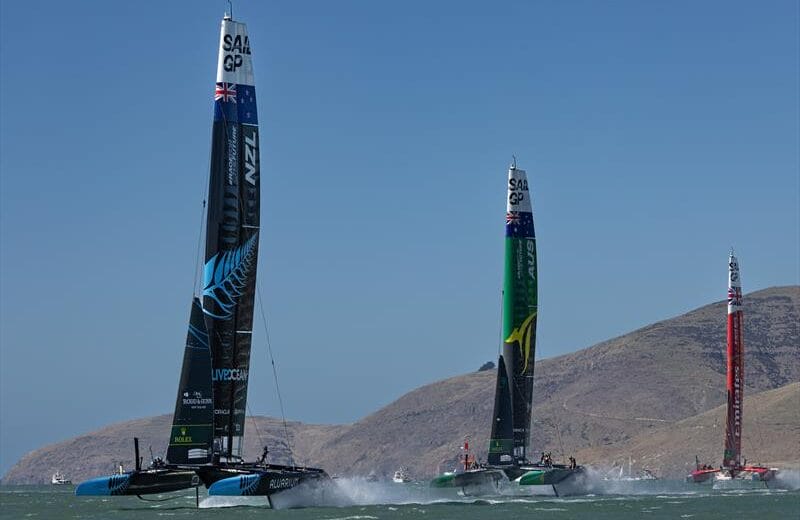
74 468 200 496
430 464 583 493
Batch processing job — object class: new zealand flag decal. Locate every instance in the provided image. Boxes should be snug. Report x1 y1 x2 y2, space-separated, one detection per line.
214 83 258 125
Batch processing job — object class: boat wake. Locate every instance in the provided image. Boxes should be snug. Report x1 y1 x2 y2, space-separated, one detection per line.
773 469 800 491
197 468 800 509
544 467 694 496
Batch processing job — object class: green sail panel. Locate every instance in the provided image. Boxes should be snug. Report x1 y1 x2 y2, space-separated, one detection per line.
502 164 537 463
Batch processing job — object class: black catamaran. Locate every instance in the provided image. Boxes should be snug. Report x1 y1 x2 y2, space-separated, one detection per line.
430 161 583 495
76 11 328 502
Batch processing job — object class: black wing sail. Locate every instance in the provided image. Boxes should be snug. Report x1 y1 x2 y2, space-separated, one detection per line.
202 16 260 461
487 355 514 465
166 298 213 465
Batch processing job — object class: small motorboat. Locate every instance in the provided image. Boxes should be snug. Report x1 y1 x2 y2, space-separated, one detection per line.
392 468 412 483
51 471 72 485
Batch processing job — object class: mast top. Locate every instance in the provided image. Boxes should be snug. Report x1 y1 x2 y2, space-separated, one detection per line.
510 155 517 170
224 0 233 20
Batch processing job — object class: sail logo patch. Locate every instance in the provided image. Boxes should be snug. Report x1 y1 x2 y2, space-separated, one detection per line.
244 128 258 186
202 233 258 319
505 311 537 373
174 427 193 444
508 177 528 205
222 33 251 72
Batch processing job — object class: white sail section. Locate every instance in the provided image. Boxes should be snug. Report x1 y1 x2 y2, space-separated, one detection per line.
217 18 255 86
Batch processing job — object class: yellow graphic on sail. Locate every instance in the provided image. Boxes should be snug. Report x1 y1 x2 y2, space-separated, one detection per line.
504 311 537 373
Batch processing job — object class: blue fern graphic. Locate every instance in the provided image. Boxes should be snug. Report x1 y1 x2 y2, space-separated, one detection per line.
240 474 261 495
202 233 259 320
108 474 131 495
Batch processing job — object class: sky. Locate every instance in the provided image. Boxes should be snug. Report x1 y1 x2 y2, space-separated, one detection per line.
0 0 797 477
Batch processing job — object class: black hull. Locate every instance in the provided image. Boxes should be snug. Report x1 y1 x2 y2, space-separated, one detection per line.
75 468 200 496
127 469 201 494
198 462 330 497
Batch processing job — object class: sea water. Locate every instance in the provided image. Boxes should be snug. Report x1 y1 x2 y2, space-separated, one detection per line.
2 474 798 519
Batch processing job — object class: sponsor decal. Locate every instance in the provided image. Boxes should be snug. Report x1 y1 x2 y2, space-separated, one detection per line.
526 239 536 280
212 368 248 381
733 363 742 436
174 426 193 444
244 128 258 186
505 311 537 373
269 477 300 490
182 390 212 407
227 125 238 185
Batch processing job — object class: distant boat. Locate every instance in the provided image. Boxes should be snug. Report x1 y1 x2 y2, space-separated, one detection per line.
430 160 583 496
604 457 658 481
392 468 412 483
77 10 328 504
688 252 779 485
51 472 72 485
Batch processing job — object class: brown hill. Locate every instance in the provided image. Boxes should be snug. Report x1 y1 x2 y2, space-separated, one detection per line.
4 286 798 483
2 415 343 485
576 382 800 478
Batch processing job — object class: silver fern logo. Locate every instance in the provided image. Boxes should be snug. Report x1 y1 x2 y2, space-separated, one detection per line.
202 233 258 319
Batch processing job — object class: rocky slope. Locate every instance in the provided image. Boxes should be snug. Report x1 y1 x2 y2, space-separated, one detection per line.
4 286 798 483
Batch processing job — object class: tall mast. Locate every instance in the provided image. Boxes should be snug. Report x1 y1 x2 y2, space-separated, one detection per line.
723 251 744 469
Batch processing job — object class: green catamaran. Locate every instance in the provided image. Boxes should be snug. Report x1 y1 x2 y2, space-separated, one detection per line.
430 160 583 495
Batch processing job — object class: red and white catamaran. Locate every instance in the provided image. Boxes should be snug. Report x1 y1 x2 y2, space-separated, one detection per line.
688 251 778 485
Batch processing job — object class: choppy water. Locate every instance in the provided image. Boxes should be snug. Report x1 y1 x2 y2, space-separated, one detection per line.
2 474 798 519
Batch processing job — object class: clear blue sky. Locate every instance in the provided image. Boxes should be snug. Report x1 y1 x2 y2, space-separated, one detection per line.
1 0 797 477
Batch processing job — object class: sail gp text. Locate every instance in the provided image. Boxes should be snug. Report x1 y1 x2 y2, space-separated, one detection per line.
222 33 251 71
508 177 528 205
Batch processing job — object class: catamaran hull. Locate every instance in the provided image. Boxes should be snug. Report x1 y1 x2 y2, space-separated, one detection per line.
516 465 584 486
712 469 777 490
205 465 330 498
429 469 506 494
75 469 200 496
687 469 719 483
